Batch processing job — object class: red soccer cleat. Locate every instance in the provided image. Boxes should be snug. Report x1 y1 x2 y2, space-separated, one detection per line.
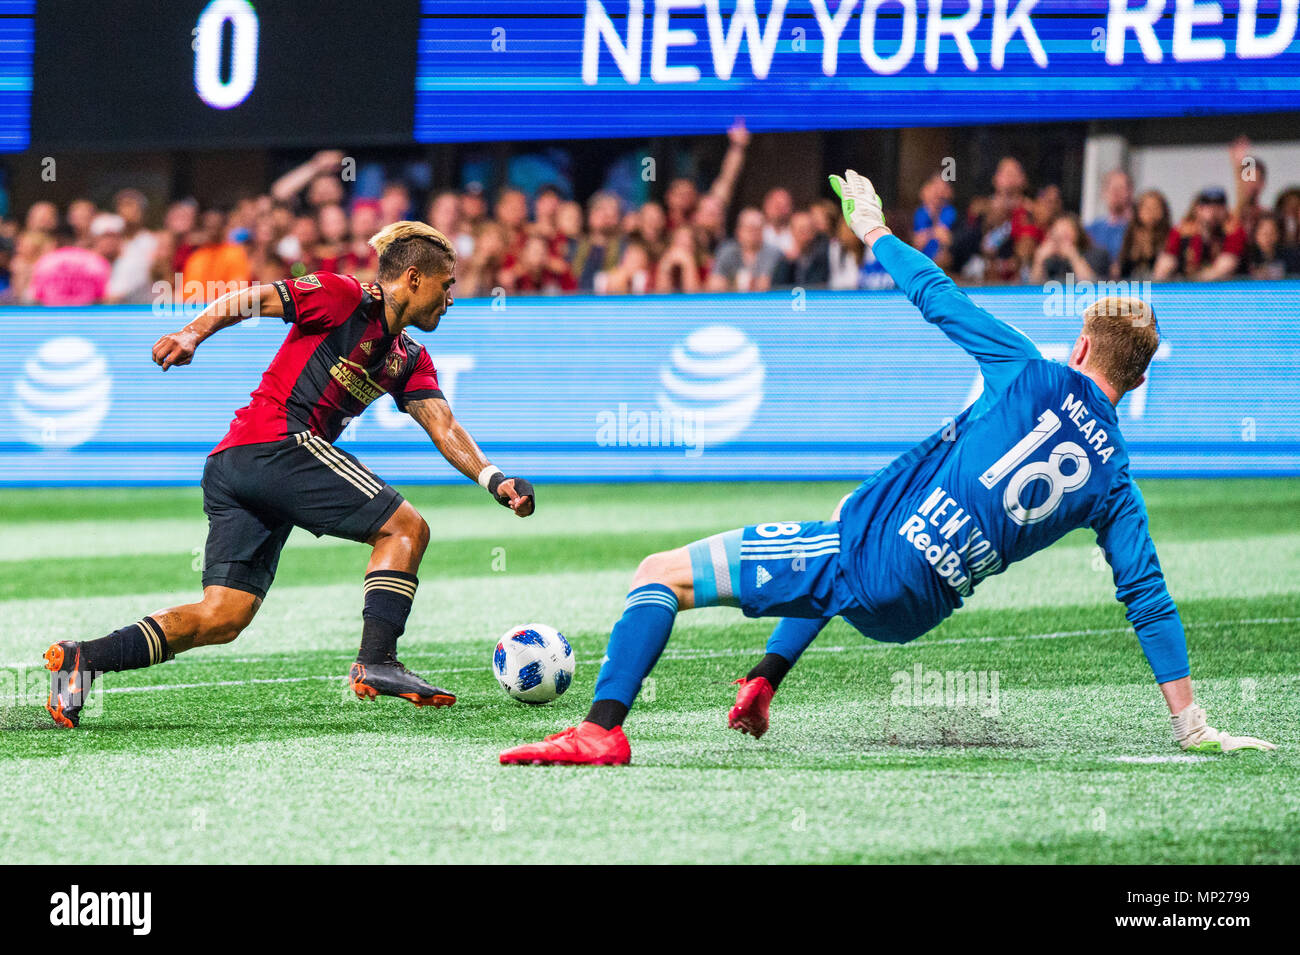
728 676 774 738
499 721 631 766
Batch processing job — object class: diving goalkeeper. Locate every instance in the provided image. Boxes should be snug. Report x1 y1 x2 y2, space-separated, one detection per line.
500 170 1275 766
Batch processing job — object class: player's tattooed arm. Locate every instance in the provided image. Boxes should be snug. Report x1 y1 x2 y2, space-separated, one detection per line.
151 284 285 371
407 398 535 516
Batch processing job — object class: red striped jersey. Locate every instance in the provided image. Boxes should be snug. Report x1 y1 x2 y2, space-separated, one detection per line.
211 272 442 454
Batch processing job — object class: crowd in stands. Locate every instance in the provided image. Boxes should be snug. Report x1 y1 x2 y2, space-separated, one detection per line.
3 131 1297 306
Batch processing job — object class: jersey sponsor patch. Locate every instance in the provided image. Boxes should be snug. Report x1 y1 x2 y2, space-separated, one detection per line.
328 357 386 406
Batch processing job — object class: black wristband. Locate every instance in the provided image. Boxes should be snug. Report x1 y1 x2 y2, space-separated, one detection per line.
488 473 535 508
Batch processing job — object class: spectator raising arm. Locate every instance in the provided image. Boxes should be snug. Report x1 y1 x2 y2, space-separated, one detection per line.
270 150 345 205
705 118 750 212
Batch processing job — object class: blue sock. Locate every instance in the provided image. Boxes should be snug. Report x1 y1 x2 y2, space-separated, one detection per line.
766 617 829 665
591 584 679 710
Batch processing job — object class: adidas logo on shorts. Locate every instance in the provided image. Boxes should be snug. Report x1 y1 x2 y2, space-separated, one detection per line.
755 565 772 589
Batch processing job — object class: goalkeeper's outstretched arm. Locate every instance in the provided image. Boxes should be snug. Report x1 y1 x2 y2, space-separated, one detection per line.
1094 477 1274 753
830 169 1039 397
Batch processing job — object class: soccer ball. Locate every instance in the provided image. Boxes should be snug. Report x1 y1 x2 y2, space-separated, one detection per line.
492 623 574 704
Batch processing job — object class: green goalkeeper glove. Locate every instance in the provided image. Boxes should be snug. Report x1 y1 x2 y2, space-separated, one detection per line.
1171 703 1275 753
828 169 889 241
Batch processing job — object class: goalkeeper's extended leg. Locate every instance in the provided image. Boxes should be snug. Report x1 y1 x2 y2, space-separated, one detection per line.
500 519 844 765
499 542 707 766
729 617 829 738
730 493 848 738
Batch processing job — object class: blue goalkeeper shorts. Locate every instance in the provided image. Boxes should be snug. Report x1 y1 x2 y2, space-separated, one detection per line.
687 520 849 619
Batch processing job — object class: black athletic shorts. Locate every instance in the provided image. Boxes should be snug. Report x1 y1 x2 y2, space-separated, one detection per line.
201 433 404 598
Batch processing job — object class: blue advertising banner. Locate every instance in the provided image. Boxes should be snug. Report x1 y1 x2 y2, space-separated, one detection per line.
415 0 1300 141
0 0 33 152
1 281 1297 486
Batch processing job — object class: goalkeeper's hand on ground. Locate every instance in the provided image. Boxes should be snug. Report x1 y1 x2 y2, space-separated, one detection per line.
828 169 889 242
1171 703 1275 753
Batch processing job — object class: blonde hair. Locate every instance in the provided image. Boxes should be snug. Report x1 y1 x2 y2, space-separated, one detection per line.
368 220 456 280
1081 296 1159 394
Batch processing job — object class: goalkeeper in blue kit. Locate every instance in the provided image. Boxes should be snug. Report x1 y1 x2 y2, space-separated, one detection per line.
500 169 1275 766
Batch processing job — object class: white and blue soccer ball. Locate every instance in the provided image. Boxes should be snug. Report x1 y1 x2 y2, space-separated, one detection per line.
492 623 574 704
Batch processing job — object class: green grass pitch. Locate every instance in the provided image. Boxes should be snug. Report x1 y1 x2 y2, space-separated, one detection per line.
1 479 1296 864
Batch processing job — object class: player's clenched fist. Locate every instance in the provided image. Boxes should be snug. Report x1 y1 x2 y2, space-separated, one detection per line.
490 475 536 517
152 330 201 371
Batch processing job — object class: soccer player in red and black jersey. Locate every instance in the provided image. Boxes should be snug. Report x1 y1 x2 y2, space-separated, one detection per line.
44 222 535 727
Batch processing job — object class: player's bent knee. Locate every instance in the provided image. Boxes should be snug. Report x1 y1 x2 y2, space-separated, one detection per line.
632 549 690 592
194 588 260 645
374 502 429 553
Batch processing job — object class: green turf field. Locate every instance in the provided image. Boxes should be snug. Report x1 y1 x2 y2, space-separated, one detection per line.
1 479 1296 864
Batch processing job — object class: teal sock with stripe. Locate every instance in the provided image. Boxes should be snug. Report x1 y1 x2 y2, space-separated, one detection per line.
590 584 679 710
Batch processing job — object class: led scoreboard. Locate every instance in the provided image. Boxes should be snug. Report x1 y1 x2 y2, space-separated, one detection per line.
29 0 418 150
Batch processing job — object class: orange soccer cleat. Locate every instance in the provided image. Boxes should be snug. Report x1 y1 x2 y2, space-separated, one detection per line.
728 676 774 738
499 721 631 766
44 640 95 728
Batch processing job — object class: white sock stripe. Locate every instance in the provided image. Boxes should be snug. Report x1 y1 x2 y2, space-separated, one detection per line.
309 435 382 495
625 593 679 612
625 592 679 606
